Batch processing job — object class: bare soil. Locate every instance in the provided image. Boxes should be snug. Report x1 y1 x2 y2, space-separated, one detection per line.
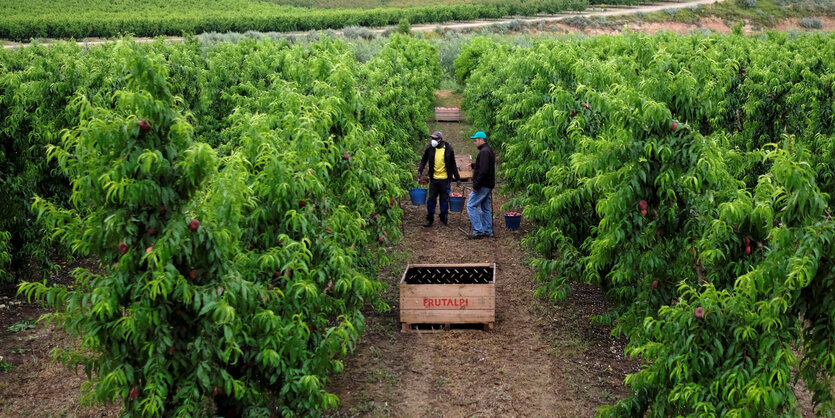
433 90 463 109
325 101 639 417
0 260 119 417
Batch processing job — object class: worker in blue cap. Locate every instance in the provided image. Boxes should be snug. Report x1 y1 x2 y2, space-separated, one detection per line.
467 131 495 239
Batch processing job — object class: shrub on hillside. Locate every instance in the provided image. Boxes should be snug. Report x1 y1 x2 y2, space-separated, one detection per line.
342 25 375 40
800 16 823 28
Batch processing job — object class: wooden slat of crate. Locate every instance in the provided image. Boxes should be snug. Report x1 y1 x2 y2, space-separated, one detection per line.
400 309 495 325
435 107 461 122
401 296 495 310
401 283 492 298
403 263 494 268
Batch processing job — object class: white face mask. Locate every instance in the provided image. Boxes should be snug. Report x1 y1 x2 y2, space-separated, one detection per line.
430 139 439 148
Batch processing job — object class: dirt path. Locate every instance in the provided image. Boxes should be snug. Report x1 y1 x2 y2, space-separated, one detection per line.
326 92 638 417
1 0 720 49
409 0 721 32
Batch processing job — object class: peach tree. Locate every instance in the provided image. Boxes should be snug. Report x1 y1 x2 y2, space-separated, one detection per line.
198 36 419 416
20 44 266 416
602 147 835 416
459 33 835 416
0 38 210 283
21 46 342 416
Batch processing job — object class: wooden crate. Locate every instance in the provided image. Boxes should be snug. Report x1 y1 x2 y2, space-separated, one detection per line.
435 107 462 122
456 155 473 180
400 263 495 331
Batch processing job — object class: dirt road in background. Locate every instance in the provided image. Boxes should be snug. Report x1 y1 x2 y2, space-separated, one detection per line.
409 0 722 32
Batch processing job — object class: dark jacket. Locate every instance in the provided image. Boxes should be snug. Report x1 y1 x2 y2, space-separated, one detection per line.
418 142 460 182
473 143 495 190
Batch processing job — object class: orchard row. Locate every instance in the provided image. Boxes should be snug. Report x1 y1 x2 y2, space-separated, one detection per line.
459 31 835 416
0 0 594 41
9 35 439 416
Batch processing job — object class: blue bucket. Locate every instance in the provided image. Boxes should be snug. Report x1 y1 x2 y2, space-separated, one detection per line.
505 213 522 230
449 196 464 212
409 188 427 205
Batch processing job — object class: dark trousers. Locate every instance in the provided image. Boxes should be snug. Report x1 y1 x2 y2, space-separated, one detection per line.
426 179 450 220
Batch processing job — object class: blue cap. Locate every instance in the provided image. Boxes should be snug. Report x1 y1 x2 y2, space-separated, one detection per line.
471 131 487 139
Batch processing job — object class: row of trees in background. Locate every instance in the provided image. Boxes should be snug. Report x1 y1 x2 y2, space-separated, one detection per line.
0 0 595 41
7 34 440 416
458 32 835 415
272 0 596 10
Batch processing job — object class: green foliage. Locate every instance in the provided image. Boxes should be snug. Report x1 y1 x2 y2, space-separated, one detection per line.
7 319 35 333
397 18 411 34
460 33 835 415
14 34 438 416
0 42 113 283
0 0 593 41
0 230 10 282
0 39 208 283
454 36 498 86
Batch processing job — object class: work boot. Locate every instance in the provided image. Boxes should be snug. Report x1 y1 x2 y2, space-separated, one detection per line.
424 213 434 228
439 212 448 226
